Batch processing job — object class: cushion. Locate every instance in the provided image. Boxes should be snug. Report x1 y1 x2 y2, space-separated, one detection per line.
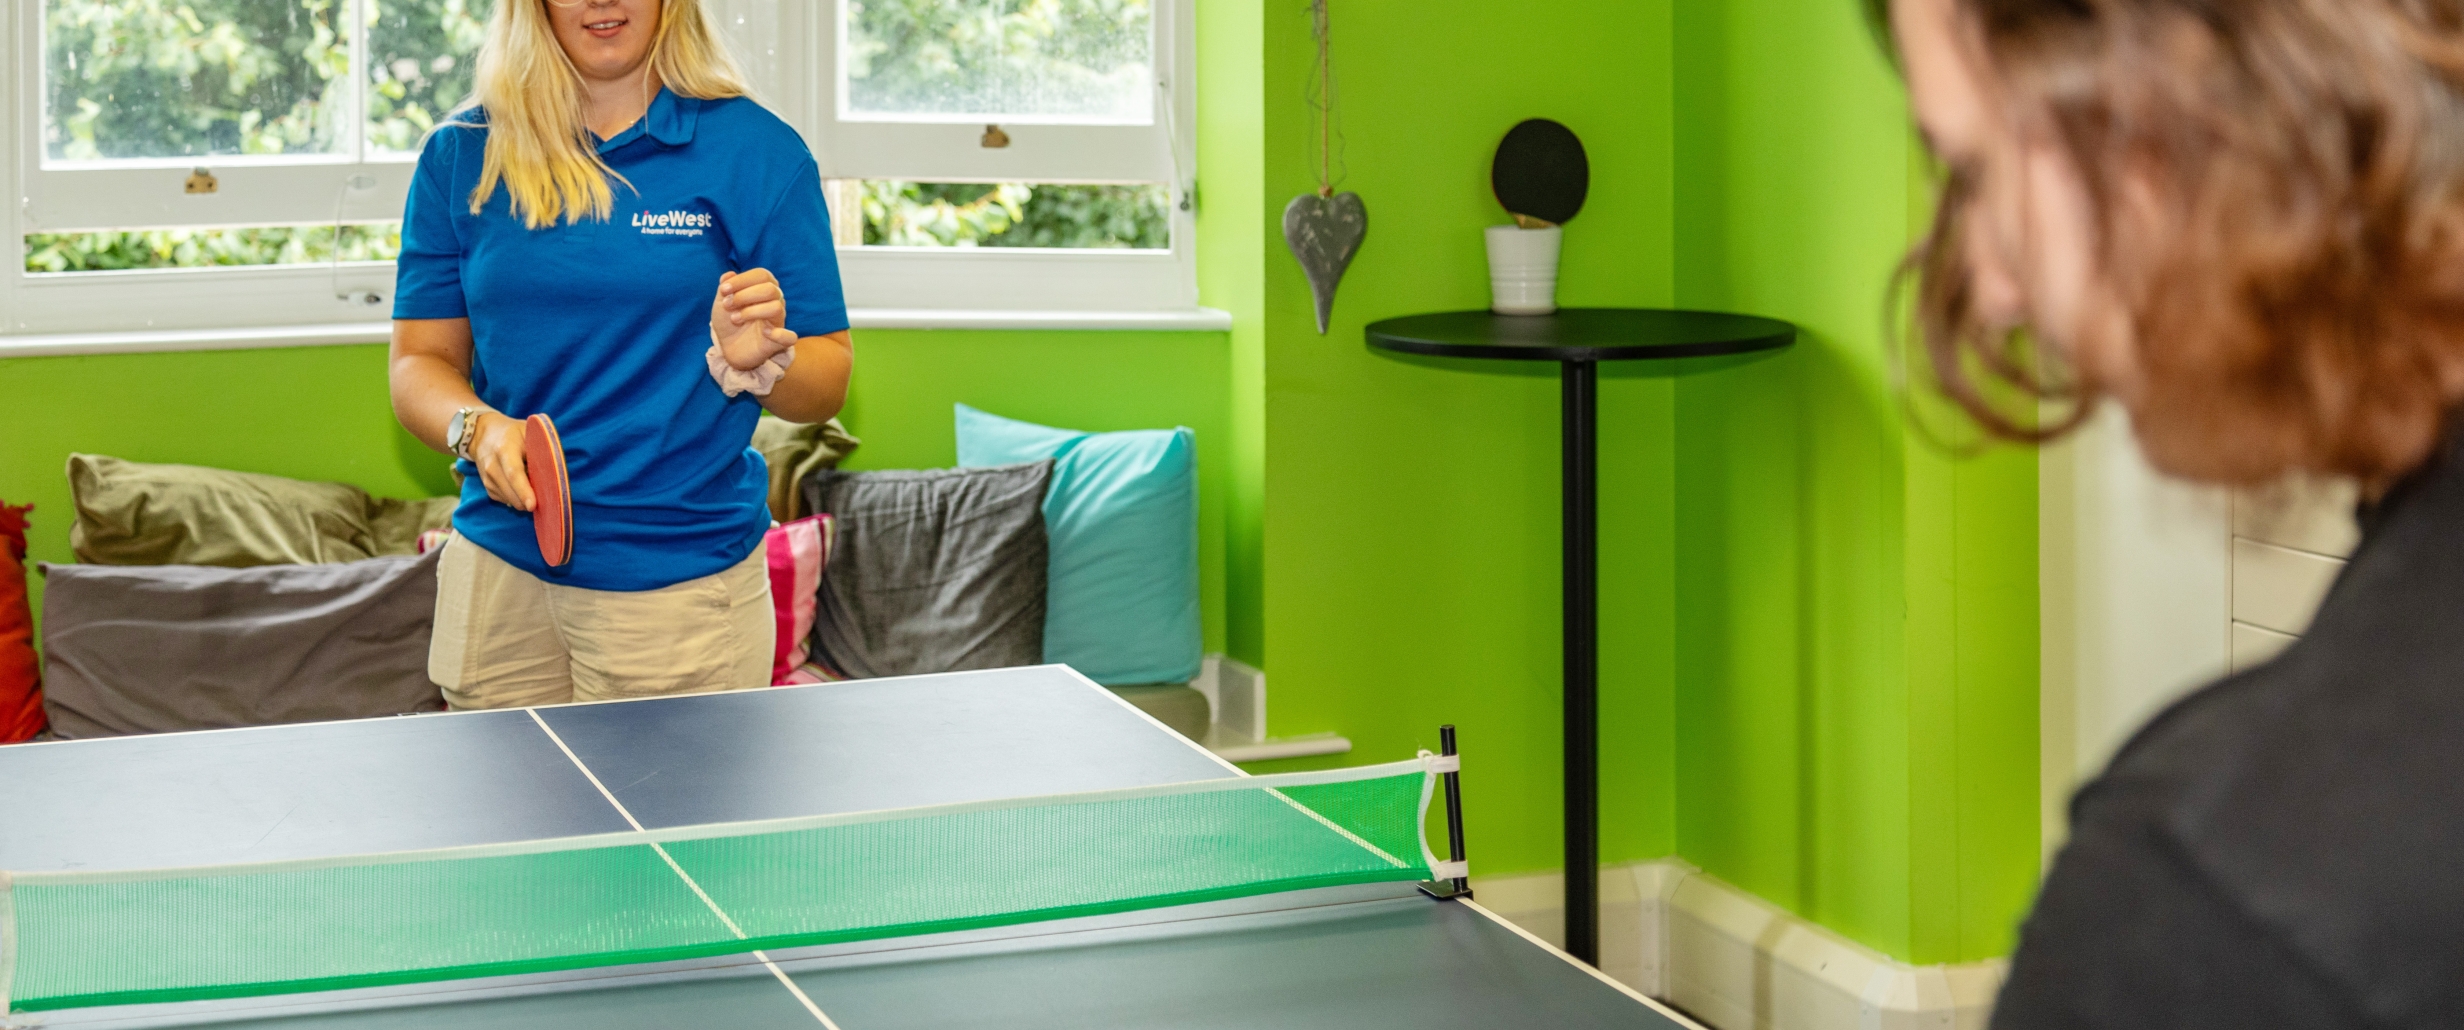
0 501 44 743
803 462 1051 679
751 417 862 524
68 454 454 567
765 513 834 684
954 405 1202 686
37 549 447 739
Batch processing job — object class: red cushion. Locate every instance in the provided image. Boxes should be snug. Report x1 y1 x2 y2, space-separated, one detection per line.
0 502 46 743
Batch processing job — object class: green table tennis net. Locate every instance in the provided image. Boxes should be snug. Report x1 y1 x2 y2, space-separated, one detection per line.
0 757 1444 1015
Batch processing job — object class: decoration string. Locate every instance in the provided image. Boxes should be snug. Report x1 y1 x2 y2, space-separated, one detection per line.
1306 0 1346 198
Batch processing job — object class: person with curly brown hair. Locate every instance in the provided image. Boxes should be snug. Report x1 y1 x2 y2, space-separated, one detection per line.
1882 0 2464 1025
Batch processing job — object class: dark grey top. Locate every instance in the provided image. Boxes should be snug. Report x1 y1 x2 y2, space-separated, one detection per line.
1365 308 1794 363
6 666 1687 1030
1996 436 2464 1029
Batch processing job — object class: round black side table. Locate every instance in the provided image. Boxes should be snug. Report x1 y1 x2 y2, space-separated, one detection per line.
1366 307 1795 965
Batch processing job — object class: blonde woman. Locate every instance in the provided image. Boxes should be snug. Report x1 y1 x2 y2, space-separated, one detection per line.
387 0 852 709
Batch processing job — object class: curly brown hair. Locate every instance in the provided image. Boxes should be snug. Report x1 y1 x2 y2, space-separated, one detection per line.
1887 0 2464 485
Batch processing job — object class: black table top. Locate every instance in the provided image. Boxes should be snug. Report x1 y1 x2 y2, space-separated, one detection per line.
1365 308 1794 363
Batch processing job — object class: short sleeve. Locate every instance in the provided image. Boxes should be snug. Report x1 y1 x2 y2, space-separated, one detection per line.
743 157 850 338
391 128 471 320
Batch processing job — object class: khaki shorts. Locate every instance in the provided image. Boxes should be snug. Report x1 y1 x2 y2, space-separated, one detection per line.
429 534 773 710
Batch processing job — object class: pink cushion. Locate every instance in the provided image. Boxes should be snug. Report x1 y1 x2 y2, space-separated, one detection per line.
765 514 833 685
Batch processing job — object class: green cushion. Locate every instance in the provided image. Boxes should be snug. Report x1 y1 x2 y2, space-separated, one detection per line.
67 454 453 567
751 417 862 524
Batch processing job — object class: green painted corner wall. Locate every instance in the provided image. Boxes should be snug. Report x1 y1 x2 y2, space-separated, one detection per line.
1196 0 1268 670
1232 0 2039 966
1670 0 2039 964
1243 0 1683 883
0 329 1239 655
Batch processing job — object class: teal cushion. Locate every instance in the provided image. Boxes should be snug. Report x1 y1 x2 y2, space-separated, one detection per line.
954 404 1201 685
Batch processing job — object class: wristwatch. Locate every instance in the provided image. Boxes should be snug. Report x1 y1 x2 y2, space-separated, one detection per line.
446 406 488 461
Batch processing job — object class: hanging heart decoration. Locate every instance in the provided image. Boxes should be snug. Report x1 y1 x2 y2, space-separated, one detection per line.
1284 191 1367 335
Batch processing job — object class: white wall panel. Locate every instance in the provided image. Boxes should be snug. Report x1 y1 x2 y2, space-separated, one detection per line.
2040 410 2231 859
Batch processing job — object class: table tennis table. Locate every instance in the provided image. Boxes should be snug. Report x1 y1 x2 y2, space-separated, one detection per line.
1 665 1698 1029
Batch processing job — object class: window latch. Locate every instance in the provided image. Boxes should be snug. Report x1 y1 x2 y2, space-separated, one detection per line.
980 125 1011 149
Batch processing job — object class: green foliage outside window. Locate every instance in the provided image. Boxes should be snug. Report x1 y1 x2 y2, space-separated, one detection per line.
27 0 1166 271
859 182 1168 249
364 0 488 153
845 0 1153 119
41 0 480 160
24 224 403 273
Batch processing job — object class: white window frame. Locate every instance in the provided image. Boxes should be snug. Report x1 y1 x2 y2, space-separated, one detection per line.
787 0 1197 312
1 0 1201 340
6 0 407 335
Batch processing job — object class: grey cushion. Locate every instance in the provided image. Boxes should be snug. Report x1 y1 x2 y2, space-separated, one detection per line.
805 462 1051 679
38 549 445 739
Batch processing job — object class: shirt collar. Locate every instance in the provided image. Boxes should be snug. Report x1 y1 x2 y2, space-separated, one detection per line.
593 87 699 154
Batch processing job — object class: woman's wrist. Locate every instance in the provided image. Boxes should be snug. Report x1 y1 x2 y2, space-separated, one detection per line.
448 405 499 460
708 327 795 397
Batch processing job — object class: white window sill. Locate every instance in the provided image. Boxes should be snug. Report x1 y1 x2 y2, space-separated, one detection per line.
852 308 1231 332
0 308 1235 358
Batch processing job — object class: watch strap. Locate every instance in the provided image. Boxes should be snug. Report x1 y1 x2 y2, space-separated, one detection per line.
450 406 487 460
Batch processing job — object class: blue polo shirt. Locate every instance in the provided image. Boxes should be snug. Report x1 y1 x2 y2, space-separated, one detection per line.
394 88 848 592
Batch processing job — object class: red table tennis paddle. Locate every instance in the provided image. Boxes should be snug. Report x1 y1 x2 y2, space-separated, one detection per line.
523 414 573 567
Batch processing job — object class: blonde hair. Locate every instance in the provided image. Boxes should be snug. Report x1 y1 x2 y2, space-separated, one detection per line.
461 0 752 228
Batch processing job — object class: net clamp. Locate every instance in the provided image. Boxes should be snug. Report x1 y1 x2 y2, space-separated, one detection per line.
1416 726 1473 902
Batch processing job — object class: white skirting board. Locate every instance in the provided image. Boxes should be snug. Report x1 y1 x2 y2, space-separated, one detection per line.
1190 654 1352 762
1471 859 2007 1030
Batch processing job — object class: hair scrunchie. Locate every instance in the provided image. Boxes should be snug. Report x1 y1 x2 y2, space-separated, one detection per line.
707 328 796 397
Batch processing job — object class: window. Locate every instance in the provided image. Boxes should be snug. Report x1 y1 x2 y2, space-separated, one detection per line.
8 0 478 332
3 0 1196 337
803 0 1196 311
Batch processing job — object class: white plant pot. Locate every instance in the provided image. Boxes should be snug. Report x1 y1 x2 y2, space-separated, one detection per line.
1486 224 1562 315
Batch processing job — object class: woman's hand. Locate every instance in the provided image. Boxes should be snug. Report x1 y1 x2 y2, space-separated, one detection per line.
712 269 798 371
470 412 537 512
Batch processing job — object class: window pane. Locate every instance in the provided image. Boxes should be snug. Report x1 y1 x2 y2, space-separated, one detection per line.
845 182 1168 249
844 0 1153 121
365 0 486 154
23 224 402 273
42 0 352 161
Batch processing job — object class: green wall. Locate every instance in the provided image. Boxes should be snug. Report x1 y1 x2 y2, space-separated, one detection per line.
0 345 457 627
1195 0 1268 670
1670 0 2038 964
1243 0 1684 879
0 330 1237 654
1232 0 2039 965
